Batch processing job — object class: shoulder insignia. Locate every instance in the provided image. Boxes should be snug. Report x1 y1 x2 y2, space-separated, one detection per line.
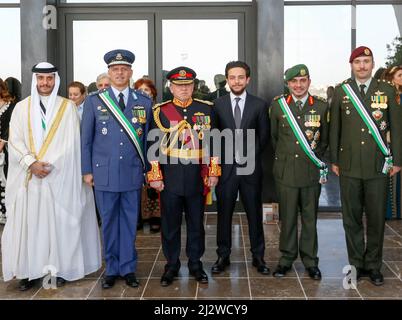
134 89 151 100
314 95 327 103
273 94 284 101
194 98 214 106
153 100 171 110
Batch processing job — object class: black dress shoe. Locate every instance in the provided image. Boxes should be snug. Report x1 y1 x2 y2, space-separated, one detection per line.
252 258 270 275
102 275 117 289
306 266 322 280
160 269 178 287
347 267 366 282
56 277 67 287
211 257 230 274
368 269 384 286
190 269 208 284
124 273 139 288
273 265 291 278
18 279 36 291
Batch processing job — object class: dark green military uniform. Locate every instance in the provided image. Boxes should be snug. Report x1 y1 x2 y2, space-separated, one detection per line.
330 77 402 271
270 91 329 269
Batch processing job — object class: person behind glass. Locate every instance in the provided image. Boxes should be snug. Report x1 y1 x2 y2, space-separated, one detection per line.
0 79 16 225
134 78 161 233
382 65 402 219
326 85 335 106
330 47 402 286
96 73 111 90
211 61 270 275
68 81 87 121
148 66 221 287
382 65 402 98
81 49 153 289
5 77 21 104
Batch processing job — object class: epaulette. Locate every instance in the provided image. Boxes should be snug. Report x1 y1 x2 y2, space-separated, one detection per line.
343 78 353 84
378 79 395 87
194 98 214 106
273 94 284 101
89 88 106 96
153 100 171 110
314 95 327 103
134 89 152 100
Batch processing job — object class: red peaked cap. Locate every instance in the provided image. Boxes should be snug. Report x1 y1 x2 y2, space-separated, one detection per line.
349 46 373 63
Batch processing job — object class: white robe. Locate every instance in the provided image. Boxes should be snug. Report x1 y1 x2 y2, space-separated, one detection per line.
1 96 102 282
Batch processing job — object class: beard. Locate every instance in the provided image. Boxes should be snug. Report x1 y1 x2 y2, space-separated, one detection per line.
230 86 246 96
37 85 54 96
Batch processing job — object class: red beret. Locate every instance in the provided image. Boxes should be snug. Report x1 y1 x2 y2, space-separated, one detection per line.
349 46 373 63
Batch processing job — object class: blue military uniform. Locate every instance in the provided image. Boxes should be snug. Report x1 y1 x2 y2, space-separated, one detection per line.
81 50 152 282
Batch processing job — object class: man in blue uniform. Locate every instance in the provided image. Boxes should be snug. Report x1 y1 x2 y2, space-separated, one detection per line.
81 49 152 289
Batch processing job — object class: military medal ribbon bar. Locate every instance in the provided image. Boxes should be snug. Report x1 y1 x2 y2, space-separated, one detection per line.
341 83 392 174
278 97 328 184
98 91 145 169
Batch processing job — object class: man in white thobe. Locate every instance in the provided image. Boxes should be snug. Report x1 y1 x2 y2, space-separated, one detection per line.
1 62 101 291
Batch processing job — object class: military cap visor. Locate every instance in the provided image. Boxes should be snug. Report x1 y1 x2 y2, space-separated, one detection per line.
167 67 197 85
285 64 309 82
104 49 135 67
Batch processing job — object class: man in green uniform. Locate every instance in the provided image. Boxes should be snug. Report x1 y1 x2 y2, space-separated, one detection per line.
270 64 329 280
330 46 402 286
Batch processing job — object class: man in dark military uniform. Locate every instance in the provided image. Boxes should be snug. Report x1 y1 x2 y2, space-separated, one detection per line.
270 64 329 280
330 46 402 286
147 66 221 287
81 49 153 289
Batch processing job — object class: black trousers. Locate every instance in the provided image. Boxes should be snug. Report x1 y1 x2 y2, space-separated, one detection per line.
160 189 206 272
216 172 265 259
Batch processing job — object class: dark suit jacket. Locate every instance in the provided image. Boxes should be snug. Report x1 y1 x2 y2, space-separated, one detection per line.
214 92 270 185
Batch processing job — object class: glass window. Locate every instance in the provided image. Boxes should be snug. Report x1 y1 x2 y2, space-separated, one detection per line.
66 0 251 2
285 5 351 97
162 19 238 101
0 8 21 80
356 5 400 69
72 20 149 87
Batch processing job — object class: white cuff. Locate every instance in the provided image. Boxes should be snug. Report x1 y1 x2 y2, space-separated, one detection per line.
0 152 4 166
20 154 37 171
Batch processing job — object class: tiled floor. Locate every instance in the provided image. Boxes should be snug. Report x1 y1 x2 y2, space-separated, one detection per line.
0 213 402 300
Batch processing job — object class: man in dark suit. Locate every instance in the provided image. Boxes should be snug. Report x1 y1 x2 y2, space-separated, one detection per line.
212 61 270 275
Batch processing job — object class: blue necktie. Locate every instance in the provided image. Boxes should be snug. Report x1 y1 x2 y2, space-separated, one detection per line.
118 92 125 111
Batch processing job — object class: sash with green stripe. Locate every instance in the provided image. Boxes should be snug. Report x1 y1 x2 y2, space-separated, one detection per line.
98 91 145 169
341 83 393 174
278 97 328 184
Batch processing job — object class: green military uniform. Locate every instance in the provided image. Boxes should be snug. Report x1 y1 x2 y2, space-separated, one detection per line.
270 66 329 269
330 77 402 271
